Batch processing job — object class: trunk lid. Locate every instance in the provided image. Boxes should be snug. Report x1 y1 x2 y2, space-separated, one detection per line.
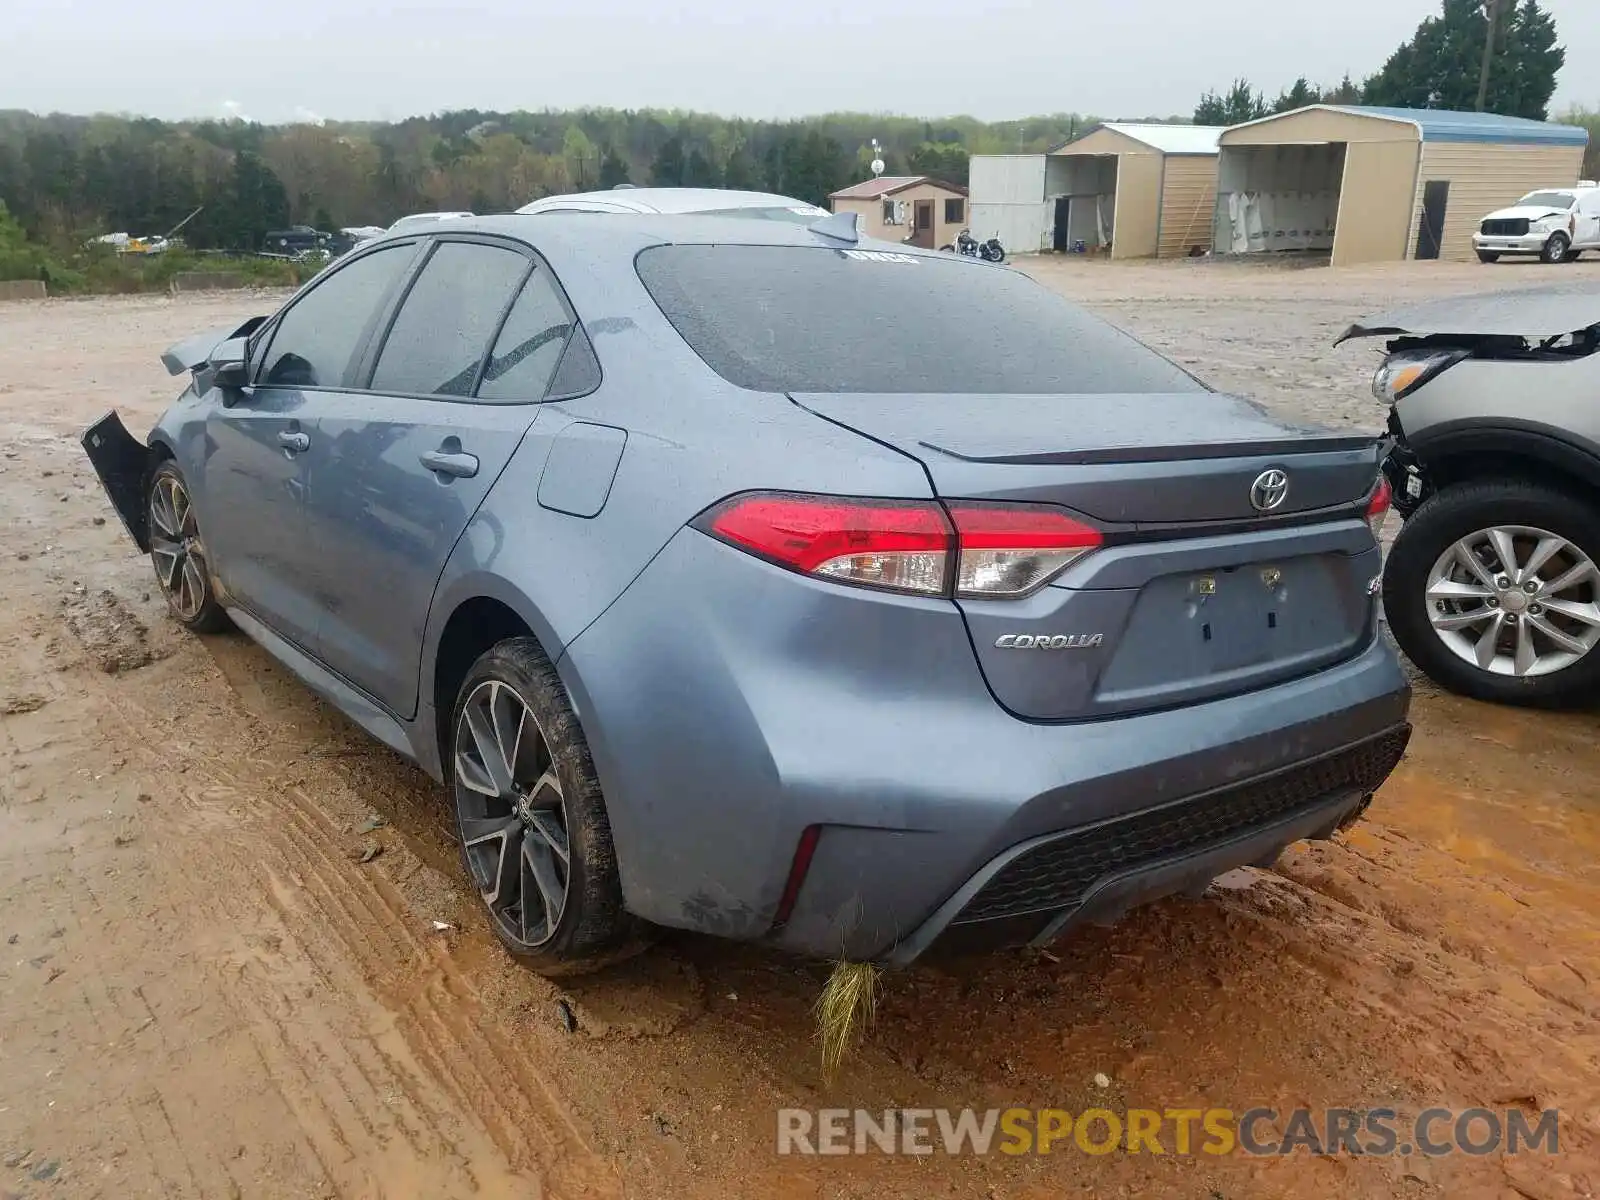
792 392 1381 523
794 391 1384 720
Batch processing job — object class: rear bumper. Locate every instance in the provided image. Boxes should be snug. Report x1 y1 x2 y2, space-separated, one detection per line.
886 725 1407 963
562 529 1412 964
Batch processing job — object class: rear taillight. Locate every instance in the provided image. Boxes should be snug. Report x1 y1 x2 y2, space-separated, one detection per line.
702 493 952 595
1366 477 1392 540
946 502 1103 599
698 492 1103 599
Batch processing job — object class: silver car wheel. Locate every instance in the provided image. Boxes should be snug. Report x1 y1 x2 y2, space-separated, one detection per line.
453 679 570 949
1426 524 1600 678
149 473 208 621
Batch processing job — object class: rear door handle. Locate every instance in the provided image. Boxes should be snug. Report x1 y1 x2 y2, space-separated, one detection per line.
420 450 479 479
277 431 311 453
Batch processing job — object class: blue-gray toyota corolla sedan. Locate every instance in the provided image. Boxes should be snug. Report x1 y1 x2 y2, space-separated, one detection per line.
83 213 1411 974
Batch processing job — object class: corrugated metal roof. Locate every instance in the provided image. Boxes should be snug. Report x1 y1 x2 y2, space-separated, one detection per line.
1226 104 1588 146
1100 122 1225 155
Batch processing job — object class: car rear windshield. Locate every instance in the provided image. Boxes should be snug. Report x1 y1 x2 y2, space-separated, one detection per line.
1520 192 1574 208
635 245 1204 394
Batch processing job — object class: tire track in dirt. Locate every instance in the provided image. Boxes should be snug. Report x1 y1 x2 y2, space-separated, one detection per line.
81 638 623 1199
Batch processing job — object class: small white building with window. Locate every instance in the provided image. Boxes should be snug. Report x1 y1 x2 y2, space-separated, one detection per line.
827 176 970 249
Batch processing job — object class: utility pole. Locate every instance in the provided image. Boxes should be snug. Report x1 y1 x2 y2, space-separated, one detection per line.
1476 0 1503 112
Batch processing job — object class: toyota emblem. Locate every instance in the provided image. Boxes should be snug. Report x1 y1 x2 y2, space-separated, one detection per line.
1250 468 1290 512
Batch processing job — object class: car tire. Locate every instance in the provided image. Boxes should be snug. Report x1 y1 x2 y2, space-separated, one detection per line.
1541 232 1571 264
1384 480 1600 707
448 636 642 975
1475 250 1500 263
147 461 231 633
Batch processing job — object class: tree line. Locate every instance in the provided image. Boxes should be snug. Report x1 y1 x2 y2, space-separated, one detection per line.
0 109 1110 253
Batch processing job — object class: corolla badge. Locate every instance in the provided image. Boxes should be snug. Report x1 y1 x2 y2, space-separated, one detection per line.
1250 468 1290 512
994 633 1105 649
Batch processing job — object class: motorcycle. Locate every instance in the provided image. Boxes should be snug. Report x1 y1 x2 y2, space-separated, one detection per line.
942 229 1005 263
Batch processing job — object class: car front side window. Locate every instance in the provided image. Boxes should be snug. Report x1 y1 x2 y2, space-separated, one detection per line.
257 244 414 389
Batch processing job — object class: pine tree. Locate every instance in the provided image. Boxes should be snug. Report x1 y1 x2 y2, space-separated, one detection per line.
1194 79 1268 125
597 145 631 189
1362 0 1564 119
649 136 686 187
1273 78 1318 114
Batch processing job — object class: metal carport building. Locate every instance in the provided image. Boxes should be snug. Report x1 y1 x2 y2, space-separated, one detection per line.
967 123 1223 258
1049 123 1225 259
1214 105 1590 266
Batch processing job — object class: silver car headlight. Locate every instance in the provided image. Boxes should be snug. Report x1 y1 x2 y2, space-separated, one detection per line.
1372 348 1468 403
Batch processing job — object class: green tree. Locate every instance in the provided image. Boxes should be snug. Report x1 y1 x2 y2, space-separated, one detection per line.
0 200 51 282
721 144 760 189
598 144 631 188
1561 105 1600 178
1273 78 1319 113
650 135 686 186
907 141 970 187
1194 79 1268 125
683 147 720 188
561 125 597 189
1362 0 1564 119
1324 73 1363 104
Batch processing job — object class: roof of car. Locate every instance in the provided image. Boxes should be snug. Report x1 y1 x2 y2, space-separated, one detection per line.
358 210 957 256
516 187 819 214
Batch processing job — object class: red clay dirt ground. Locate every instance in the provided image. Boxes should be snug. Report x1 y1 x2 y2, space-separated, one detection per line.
1 259 1597 1199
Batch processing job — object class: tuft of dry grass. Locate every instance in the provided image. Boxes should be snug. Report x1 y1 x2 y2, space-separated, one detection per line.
815 960 882 1079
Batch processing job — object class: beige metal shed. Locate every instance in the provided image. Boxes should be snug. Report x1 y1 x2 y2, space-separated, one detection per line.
1048 123 1224 259
1215 105 1589 266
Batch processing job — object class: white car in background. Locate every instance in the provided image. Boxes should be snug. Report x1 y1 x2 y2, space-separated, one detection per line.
386 211 475 233
1474 184 1600 264
516 187 827 223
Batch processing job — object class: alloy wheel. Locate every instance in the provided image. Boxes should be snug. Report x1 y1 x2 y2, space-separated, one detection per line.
149 473 209 621
1426 524 1600 678
453 679 571 949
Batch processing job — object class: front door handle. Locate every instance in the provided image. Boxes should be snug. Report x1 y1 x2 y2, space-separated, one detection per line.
277 430 311 453
420 450 479 479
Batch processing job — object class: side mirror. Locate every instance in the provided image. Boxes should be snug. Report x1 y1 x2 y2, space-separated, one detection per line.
212 360 249 389
197 336 250 397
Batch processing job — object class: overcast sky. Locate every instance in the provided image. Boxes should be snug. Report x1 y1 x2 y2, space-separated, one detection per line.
5 0 1597 124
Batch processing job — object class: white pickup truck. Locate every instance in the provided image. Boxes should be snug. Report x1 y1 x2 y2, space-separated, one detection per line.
1474 184 1600 264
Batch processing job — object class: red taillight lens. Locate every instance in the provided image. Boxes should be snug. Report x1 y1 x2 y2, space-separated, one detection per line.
698 492 1104 599
1366 477 1392 540
947 502 1103 598
702 492 954 595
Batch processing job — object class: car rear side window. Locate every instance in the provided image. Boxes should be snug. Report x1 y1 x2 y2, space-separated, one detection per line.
370 242 530 397
476 268 574 402
635 245 1203 394
259 244 412 389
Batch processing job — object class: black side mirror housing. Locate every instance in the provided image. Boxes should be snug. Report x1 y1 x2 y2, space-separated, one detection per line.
196 335 250 397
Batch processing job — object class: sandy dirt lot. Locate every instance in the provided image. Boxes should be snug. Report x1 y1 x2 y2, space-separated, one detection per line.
1 258 1598 1200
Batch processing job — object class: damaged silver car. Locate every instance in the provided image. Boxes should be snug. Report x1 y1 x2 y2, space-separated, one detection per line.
1340 283 1600 706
